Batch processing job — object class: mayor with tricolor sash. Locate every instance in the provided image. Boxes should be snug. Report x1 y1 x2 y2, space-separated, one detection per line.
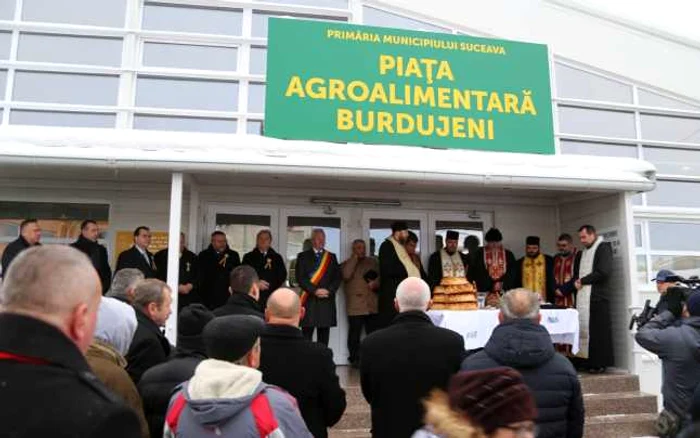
295 228 341 346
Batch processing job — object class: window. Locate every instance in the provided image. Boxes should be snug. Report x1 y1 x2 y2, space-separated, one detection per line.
10 110 116 128
17 33 123 67
636 255 647 285
650 255 700 279
133 114 237 133
252 0 348 8
369 218 421 254
634 224 643 248
0 70 6 95
135 77 239 111
557 106 636 138
559 140 638 158
22 0 126 28
643 147 700 177
362 7 449 32
142 3 243 36
638 89 700 112
142 42 238 72
248 83 266 113
0 32 11 60
649 222 700 251
434 220 484 253
640 114 700 143
252 12 347 38
0 0 15 20
554 63 632 103
13 71 119 105
250 47 267 75
247 120 264 135
646 180 700 208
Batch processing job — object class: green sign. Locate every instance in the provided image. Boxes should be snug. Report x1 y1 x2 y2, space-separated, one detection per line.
264 19 555 154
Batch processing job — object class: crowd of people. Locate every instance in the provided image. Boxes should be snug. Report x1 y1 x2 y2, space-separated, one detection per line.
2 216 692 437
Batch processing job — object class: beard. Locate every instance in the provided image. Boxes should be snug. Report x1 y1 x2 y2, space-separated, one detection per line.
526 252 539 258
558 250 571 257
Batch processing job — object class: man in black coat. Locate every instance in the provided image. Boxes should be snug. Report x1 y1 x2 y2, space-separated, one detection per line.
126 279 173 384
71 219 112 294
360 277 465 438
295 228 341 346
1 218 41 278
242 229 287 309
198 230 241 310
155 232 200 309
213 265 264 318
116 226 157 278
138 304 213 438
427 230 470 293
0 245 141 437
461 288 584 438
260 288 347 438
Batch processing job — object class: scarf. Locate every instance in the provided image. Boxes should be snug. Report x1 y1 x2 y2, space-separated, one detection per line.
440 249 466 278
389 236 420 278
576 236 603 359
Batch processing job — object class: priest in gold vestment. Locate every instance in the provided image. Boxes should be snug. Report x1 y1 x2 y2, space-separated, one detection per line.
516 235 555 304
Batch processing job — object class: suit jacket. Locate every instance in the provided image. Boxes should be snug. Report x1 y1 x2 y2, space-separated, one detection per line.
154 247 200 308
198 245 241 310
1 236 35 278
260 324 347 438
116 246 156 279
242 247 287 308
427 250 470 293
516 254 556 303
295 249 341 328
126 309 172 384
0 313 141 438
360 311 465 438
71 236 112 294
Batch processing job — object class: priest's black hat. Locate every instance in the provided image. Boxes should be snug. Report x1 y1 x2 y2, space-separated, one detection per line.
391 221 409 233
526 236 540 246
203 315 265 362
446 230 459 241
485 228 503 243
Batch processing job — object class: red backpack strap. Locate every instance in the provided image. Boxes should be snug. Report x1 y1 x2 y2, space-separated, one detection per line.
165 392 188 434
251 392 279 437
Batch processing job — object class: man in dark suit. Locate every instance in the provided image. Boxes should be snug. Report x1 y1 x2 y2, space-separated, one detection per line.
1 218 41 278
295 228 341 346
198 231 241 310
71 219 112 294
260 288 346 438
126 279 173 384
213 265 264 319
0 245 141 437
154 232 199 309
116 226 156 278
360 277 465 438
242 229 287 309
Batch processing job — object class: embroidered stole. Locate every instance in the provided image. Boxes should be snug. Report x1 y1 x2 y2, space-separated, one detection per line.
554 250 577 308
522 254 547 302
576 236 603 359
389 237 420 278
484 243 507 293
440 249 466 278
300 251 331 306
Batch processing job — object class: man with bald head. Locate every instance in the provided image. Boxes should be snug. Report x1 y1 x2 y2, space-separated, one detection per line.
360 277 465 438
0 246 141 437
462 288 584 438
259 288 346 438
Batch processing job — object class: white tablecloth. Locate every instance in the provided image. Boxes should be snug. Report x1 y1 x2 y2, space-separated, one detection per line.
427 309 580 354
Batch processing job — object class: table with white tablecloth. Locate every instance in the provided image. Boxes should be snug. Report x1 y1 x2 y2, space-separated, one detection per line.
427 309 580 354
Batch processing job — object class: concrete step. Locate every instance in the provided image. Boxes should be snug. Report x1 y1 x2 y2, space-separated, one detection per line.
328 429 371 438
344 385 366 406
584 392 658 417
580 372 641 395
334 406 371 430
584 413 657 438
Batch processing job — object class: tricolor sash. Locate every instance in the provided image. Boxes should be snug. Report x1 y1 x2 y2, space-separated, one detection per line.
301 251 331 306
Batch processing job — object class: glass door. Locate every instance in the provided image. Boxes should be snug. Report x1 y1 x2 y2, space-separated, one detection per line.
362 210 429 265
206 205 279 257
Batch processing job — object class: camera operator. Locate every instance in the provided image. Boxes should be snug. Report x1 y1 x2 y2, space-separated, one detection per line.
635 291 700 437
654 270 679 314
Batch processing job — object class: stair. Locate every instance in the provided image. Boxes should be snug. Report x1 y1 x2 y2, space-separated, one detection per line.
330 367 658 438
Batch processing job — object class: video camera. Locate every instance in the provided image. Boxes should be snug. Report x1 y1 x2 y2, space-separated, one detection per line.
629 275 700 331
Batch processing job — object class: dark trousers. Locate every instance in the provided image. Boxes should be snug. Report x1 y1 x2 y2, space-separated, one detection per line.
347 314 376 363
302 327 330 346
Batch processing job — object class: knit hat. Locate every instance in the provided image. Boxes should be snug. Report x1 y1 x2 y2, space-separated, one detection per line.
203 315 265 362
177 304 214 353
686 292 700 317
447 368 537 433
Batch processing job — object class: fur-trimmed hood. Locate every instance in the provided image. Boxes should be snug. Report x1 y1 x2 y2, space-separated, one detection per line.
412 390 487 438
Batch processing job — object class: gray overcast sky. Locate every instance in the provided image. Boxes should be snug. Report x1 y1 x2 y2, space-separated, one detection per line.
575 0 700 43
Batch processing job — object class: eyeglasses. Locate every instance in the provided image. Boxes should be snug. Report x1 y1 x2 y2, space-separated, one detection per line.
502 423 538 437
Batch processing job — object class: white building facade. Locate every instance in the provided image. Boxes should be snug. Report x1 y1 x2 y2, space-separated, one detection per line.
2 0 699 404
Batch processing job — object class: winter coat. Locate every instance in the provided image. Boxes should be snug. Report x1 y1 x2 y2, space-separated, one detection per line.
360 311 465 438
154 247 200 309
295 249 342 328
86 340 150 438
126 308 172 384
198 245 241 310
341 256 379 316
259 324 347 438
213 292 264 319
0 236 35 278
635 311 700 421
461 319 584 438
0 313 141 438
242 247 287 308
71 235 112 294
138 349 206 438
164 359 312 437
